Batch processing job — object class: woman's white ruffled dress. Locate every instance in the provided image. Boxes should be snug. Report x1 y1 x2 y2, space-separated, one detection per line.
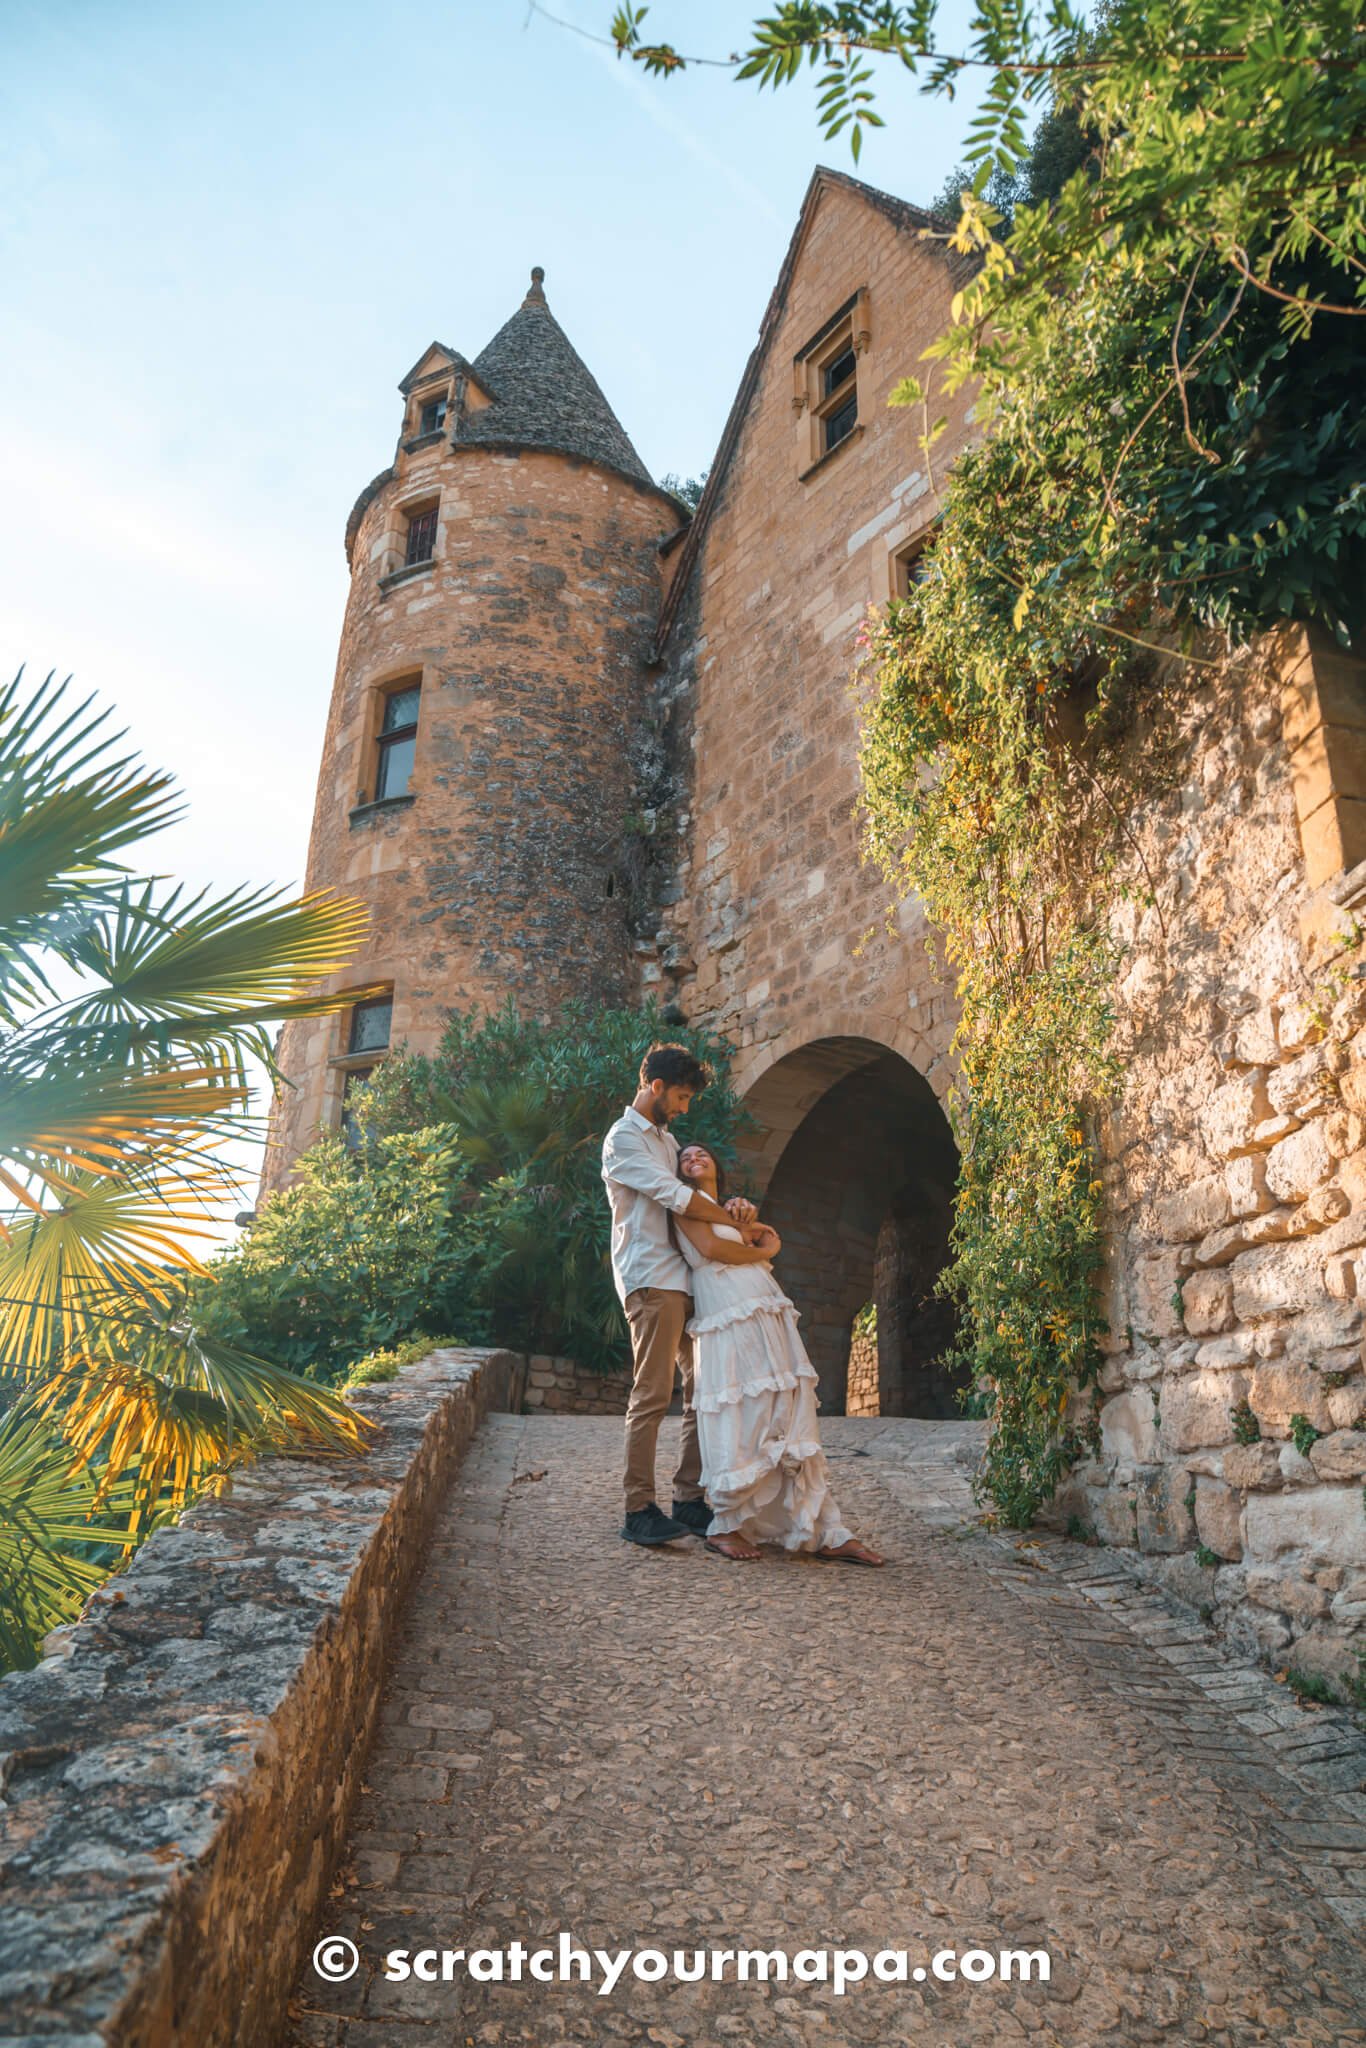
675 1223 856 1552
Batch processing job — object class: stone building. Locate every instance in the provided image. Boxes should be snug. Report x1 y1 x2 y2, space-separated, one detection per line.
262 167 1366 1691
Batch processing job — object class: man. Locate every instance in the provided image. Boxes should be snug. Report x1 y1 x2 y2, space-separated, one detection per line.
601 1042 758 1547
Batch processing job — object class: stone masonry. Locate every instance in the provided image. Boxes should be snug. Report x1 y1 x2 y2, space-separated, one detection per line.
255 165 1366 1697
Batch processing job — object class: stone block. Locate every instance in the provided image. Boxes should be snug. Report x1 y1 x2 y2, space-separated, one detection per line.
1130 1249 1184 1339
1098 1388 1159 1468
1154 1174 1232 1244
1230 1239 1333 1321
1267 1046 1334 1121
1303 1182 1351 1228
1194 1332 1255 1370
1232 1012 1280 1066
1282 1629 1363 1697
1276 997 1326 1056
1244 1483 1366 1569
1135 1463 1196 1554
1182 1270 1234 1335
1085 1483 1139 1547
1225 1155 1274 1218
1159 1370 1249 1452
1199 1075 1273 1160
1265 1120 1335 1204
1249 1360 1335 1434
1308 1428 1366 1480
1193 1477 1243 1559
1244 1568 1332 1624
1324 1108 1364 1159
1223 1441 1285 1490
1322 1254 1359 1300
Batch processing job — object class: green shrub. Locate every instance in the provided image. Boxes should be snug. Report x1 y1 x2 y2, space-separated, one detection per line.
195 1125 477 1385
198 999 750 1383
341 1332 467 1391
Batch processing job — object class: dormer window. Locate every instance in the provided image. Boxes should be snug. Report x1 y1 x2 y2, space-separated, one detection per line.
794 289 870 477
815 334 859 455
419 395 448 436
404 502 438 566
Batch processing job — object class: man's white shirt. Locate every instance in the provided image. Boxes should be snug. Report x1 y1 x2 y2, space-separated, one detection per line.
600 1104 697 1305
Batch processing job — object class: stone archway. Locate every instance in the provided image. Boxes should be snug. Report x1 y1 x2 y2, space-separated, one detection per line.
737 1036 964 1418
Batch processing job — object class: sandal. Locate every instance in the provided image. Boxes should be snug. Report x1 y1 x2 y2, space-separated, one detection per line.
705 1534 762 1562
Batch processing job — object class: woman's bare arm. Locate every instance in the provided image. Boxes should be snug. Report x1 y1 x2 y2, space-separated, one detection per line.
675 1216 776 1265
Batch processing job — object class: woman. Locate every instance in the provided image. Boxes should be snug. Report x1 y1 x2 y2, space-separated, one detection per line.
672 1142 885 1566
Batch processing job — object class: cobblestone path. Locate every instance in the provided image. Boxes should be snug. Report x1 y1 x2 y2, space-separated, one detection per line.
285 1416 1366 2048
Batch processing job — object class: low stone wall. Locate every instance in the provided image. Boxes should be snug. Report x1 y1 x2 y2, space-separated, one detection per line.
523 1351 633 1413
0 1347 519 2048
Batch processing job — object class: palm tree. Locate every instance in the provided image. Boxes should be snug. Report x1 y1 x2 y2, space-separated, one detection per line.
0 667 389 1671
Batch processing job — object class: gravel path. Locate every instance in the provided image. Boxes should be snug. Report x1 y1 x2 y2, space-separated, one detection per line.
284 1414 1366 2047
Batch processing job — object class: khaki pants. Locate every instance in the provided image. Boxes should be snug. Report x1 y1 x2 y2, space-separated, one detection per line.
622 1286 704 1514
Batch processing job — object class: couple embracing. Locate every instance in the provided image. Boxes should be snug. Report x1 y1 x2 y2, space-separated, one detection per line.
600 1042 885 1566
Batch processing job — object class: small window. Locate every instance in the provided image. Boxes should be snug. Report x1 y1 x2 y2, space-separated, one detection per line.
823 392 858 454
823 347 857 398
347 995 392 1055
375 682 420 800
341 1065 377 1150
794 291 869 474
404 504 438 566
419 395 448 435
891 535 934 599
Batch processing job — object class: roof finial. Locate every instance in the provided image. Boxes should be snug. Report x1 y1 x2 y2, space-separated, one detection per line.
524 265 547 308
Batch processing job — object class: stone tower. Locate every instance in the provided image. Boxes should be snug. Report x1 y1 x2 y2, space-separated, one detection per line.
260 270 681 1195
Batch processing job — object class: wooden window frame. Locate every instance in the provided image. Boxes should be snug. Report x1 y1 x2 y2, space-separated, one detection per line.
793 287 871 476
374 678 421 802
403 500 439 567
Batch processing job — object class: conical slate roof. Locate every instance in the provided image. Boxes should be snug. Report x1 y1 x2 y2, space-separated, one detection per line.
460 268 653 485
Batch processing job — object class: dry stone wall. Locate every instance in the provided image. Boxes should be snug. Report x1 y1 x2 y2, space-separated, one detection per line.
1048 637 1366 1699
0 1349 519 2048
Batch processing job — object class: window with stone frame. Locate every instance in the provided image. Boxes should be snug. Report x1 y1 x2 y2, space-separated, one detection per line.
418 393 448 436
890 527 937 600
374 679 421 800
793 290 870 475
340 1065 377 1150
403 500 439 566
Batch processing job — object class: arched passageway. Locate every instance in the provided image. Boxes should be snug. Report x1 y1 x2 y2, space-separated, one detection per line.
739 1037 965 1418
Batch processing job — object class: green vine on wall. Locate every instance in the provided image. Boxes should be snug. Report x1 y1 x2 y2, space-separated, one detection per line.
857 590 1127 1527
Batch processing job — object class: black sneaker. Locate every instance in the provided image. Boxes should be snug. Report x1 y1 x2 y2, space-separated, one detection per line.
670 1497 713 1536
621 1502 691 1546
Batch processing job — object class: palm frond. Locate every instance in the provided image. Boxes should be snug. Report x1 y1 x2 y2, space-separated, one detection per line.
0 1158 246 1367
0 669 183 1024
0 1397 141 1671
27 1308 380 1527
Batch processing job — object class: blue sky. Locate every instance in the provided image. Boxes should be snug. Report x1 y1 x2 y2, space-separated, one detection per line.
2 0 986 1215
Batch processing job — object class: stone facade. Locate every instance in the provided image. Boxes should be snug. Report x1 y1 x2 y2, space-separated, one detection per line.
258 167 1366 1689
1032 635 1366 1697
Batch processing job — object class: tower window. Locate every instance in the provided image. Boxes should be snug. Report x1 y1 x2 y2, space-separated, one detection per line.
375 682 420 800
419 395 448 435
404 503 438 565
347 994 393 1055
